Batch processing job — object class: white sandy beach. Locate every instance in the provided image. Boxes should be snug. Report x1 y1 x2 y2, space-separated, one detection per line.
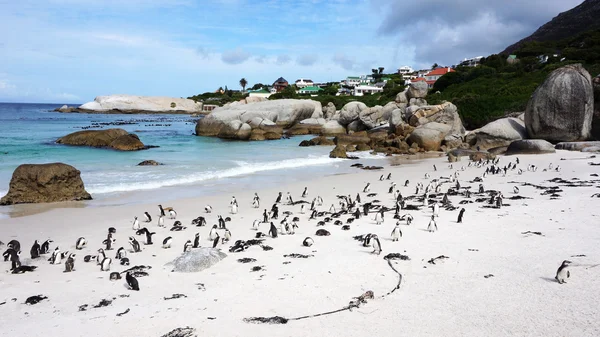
1 150 599 337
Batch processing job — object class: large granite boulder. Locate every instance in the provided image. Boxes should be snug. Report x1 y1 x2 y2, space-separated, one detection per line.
334 132 370 146
525 64 593 142
506 140 556 155
78 95 203 113
321 120 346 136
407 102 465 138
555 141 600 151
395 91 408 104
323 102 337 120
407 122 451 151
56 128 148 151
167 248 227 273
592 75 600 140
0 163 92 205
466 117 527 150
358 105 385 129
218 120 252 140
54 105 77 113
406 81 428 99
338 101 368 126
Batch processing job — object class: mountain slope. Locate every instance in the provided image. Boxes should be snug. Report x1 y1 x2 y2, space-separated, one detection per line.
502 0 600 55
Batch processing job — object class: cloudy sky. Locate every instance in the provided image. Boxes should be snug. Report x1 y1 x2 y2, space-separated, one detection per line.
0 0 583 103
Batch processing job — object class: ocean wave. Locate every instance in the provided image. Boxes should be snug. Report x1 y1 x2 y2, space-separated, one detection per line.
86 155 350 194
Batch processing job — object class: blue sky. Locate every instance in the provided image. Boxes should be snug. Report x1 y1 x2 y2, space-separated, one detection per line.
0 0 583 103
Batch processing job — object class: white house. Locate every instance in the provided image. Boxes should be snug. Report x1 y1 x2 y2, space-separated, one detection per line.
458 56 483 67
397 66 414 75
294 78 314 88
247 88 272 99
353 85 383 96
343 76 361 87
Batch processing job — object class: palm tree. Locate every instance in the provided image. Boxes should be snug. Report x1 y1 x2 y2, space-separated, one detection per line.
239 78 248 93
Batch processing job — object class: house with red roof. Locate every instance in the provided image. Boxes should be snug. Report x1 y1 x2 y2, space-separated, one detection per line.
411 67 455 89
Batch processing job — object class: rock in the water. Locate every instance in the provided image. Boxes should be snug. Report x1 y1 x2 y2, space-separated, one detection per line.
166 248 227 273
406 81 428 99
506 139 556 155
1 163 92 205
78 95 203 113
217 120 252 140
555 141 600 151
466 117 527 150
138 160 163 166
329 145 348 159
56 128 148 151
54 105 76 113
407 122 451 151
320 120 346 136
525 64 593 142
338 101 367 126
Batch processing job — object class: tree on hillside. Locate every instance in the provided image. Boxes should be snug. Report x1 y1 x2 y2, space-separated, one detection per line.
372 67 385 82
250 83 264 90
431 63 439 69
239 78 248 92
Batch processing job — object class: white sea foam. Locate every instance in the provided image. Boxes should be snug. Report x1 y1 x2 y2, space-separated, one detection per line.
86 155 354 194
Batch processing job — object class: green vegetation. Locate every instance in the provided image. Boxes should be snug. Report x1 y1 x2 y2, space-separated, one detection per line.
428 29 600 129
170 102 176 108
239 78 247 92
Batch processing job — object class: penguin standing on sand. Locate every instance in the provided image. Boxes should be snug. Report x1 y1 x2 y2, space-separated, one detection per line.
374 209 384 225
457 208 465 223
183 240 193 253
144 212 152 223
300 204 306 214
136 228 156 245
400 213 413 225
100 255 112 271
212 233 220 248
555 260 571 284
303 237 314 247
30 240 40 259
126 272 139 291
218 216 226 229
371 235 382 255
223 228 232 243
433 202 440 217
40 239 52 255
49 247 61 264
391 224 402 241
286 192 294 205
132 217 140 230
427 215 438 232
262 209 269 223
386 173 392 180
513 186 520 194
231 197 238 214
103 233 115 251
128 237 141 253
193 233 201 248
209 225 219 240
169 209 177 219
269 222 278 238
75 237 87 250
157 215 165 227
162 237 173 249
302 187 308 198
115 247 126 260
363 183 371 193
64 253 75 272
253 193 260 208
275 192 283 204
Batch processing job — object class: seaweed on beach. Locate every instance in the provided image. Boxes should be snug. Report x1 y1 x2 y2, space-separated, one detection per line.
164 294 187 300
116 308 130 316
238 258 256 263
78 304 88 312
283 254 313 259
383 253 411 261
244 316 289 324
160 327 197 337
521 231 544 236
261 245 273 251
251 266 264 272
509 196 531 200
122 265 152 277
93 299 113 308
245 239 264 246
427 255 449 265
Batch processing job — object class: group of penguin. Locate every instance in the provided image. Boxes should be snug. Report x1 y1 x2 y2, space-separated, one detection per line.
2 156 573 288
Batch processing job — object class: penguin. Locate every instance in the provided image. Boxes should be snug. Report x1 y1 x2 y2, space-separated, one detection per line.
169 209 177 219
386 173 392 180
302 187 308 198
205 205 213 213
132 216 140 230
115 247 127 260
374 209 384 225
269 222 278 238
231 202 238 214
183 240 193 253
49 247 61 264
286 192 294 205
103 233 115 251
64 253 75 272
300 204 306 214
162 236 173 249
144 212 152 223
427 215 438 232
400 213 413 225
379 174 384 181
362 233 372 247
75 237 87 250
40 239 52 254
371 235 382 255
7 240 21 253
457 208 466 223
185 234 197 249
4 249 21 270
110 272 122 281
555 260 571 284
275 192 283 204
432 202 440 217
209 225 219 240
513 186 520 194
262 209 269 223
317 196 323 206
158 204 166 216
425 173 430 179
303 237 314 247
391 224 402 241
128 236 141 253
30 240 40 259
433 164 437 171
136 228 156 245
126 272 139 291
96 248 106 265
212 233 220 248
363 183 371 193
252 219 261 230
224 228 232 243
252 198 260 208
157 215 165 227
120 257 130 266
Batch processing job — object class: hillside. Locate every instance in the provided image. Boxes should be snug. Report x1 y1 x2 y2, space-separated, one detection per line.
502 0 600 55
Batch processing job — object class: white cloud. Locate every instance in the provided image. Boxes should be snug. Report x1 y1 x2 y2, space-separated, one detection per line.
276 54 292 65
221 48 251 65
297 54 318 66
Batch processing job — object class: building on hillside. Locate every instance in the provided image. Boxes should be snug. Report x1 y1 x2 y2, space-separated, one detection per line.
297 86 323 95
294 78 314 88
353 85 383 96
247 88 272 99
458 56 483 67
343 76 361 87
272 77 289 92
397 66 414 75
411 67 455 89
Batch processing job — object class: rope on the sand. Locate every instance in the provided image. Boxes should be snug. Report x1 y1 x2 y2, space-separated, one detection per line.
243 259 403 324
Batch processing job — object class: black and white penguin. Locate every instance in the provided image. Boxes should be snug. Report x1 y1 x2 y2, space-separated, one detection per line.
391 224 402 241
371 235 382 255
286 192 294 205
513 186 520 194
205 205 213 213
96 248 106 265
302 187 308 198
126 272 139 291
218 215 226 229
224 228 232 243
4 248 20 270
49 247 61 264
40 239 52 254
110 272 121 281
212 233 220 248
83 255 94 263
128 236 141 253
317 196 323 206
400 213 413 225
162 236 173 249
230 202 238 214
144 212 152 223
427 215 438 232
209 225 219 240
433 164 437 171
193 233 201 248
75 237 87 250
183 240 193 253
64 253 75 272
363 183 371 193
425 173 430 179
101 256 112 272
103 233 115 251
379 174 385 181
269 222 278 238
374 209 384 225
386 173 392 180
555 260 571 284
457 208 465 223
253 193 260 208
432 202 440 217
136 228 156 245
120 257 130 266
169 209 177 220
158 204 166 217
30 240 40 259
275 192 283 204
115 247 127 260
157 215 165 227
303 237 314 247
132 216 140 230
7 240 21 253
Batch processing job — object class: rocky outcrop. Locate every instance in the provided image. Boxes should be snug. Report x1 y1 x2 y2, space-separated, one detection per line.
506 139 556 155
592 75 600 139
329 145 348 158
56 128 149 151
395 91 408 104
299 136 335 147
0 163 92 205
323 102 336 120
196 99 322 140
466 117 527 150
138 160 163 166
406 81 428 99
338 102 367 126
407 122 451 151
54 105 77 113
320 120 346 136
77 95 204 114
525 64 593 142
334 132 370 146
555 141 600 151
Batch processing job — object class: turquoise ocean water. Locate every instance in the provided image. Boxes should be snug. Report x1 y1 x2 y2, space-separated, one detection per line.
0 103 385 215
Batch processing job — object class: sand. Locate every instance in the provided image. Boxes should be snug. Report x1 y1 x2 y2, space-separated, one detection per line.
1 150 599 337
